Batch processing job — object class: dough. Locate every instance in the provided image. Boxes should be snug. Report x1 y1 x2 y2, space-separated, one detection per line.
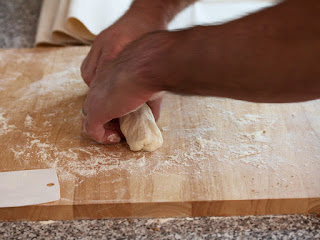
119 104 163 152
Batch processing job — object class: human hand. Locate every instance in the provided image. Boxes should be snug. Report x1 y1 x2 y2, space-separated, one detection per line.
80 0 196 144
82 31 176 144
80 8 167 144
81 10 166 87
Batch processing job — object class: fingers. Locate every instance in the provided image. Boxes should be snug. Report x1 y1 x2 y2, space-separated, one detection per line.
81 46 102 87
147 96 163 121
83 93 122 144
81 30 124 87
84 117 122 144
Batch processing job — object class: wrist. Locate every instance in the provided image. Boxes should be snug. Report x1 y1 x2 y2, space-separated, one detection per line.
126 0 196 30
124 2 169 30
153 26 221 96
136 30 184 93
156 27 208 93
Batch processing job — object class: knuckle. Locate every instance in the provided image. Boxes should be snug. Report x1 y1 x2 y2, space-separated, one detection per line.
80 61 88 77
81 71 92 86
80 62 86 74
81 71 89 80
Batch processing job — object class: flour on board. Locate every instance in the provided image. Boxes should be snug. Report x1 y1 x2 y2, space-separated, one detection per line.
24 114 34 128
1 56 319 199
7 92 317 186
0 108 16 136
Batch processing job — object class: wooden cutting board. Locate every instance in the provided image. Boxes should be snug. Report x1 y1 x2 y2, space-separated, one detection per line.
0 47 319 221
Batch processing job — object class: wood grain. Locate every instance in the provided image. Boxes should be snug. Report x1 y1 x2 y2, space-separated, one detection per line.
0 47 319 220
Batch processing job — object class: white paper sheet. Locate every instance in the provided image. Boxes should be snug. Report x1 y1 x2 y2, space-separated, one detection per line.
35 0 278 46
52 0 89 45
35 0 60 46
0 169 60 208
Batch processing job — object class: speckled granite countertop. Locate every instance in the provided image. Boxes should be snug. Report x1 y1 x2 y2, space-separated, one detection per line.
0 1 319 239
1 215 319 239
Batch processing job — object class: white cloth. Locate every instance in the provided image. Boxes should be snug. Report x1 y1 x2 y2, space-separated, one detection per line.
35 0 278 46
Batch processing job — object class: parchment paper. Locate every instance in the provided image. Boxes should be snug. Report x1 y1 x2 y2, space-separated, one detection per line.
35 0 277 46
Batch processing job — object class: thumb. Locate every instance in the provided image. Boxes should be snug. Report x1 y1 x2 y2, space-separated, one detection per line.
84 117 121 144
147 93 164 121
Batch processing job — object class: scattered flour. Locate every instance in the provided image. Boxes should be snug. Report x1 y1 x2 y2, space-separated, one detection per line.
107 133 120 143
24 114 34 128
18 68 81 98
2 53 319 202
0 109 16 135
43 120 52 127
218 110 276 127
5 93 314 186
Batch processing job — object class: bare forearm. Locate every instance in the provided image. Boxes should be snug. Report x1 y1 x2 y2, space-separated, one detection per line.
126 0 197 28
151 0 320 103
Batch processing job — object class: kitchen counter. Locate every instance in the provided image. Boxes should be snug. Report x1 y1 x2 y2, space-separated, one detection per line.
1 215 320 239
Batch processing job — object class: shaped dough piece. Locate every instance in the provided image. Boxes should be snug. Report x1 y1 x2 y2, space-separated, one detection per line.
119 104 163 152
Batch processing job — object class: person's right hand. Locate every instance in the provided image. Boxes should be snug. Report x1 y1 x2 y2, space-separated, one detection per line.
81 10 166 87
82 31 177 144
80 9 167 144
80 1 197 144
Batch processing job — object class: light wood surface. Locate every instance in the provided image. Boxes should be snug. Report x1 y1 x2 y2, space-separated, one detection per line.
0 47 319 221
